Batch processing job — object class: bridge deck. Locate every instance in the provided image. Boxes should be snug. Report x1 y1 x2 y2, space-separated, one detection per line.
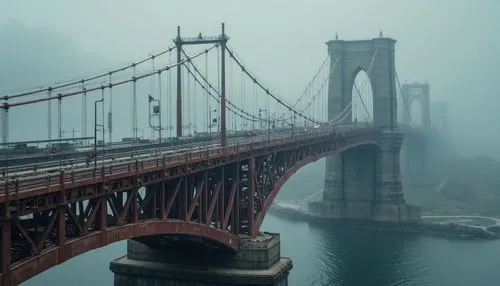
0 124 383 285
0 125 377 203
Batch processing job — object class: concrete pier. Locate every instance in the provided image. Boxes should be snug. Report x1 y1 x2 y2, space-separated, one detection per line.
110 233 292 286
312 132 421 223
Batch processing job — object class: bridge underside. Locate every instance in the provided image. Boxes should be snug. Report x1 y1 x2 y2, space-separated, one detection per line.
310 131 420 222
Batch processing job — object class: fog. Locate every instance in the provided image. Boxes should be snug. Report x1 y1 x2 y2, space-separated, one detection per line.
1 0 499 158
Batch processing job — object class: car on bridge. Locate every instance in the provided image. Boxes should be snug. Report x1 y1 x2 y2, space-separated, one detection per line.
245 130 257 137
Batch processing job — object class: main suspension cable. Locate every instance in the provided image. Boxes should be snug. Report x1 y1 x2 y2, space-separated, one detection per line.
2 46 177 101
225 45 320 125
180 48 266 123
2 45 217 110
183 63 258 123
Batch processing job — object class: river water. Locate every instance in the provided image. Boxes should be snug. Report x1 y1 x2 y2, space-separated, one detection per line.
23 213 500 286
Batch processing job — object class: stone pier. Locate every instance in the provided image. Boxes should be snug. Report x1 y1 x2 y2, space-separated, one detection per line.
309 131 420 223
110 233 292 286
306 36 421 223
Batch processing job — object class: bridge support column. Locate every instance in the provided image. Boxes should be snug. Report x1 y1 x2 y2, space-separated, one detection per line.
319 145 377 219
320 156 346 218
373 131 420 222
110 233 292 286
310 132 420 223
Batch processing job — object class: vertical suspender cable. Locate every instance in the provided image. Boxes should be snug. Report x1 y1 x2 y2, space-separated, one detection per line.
102 85 105 145
169 50 172 138
267 84 270 141
205 52 209 133
108 73 112 144
4 107 8 146
241 69 245 130
1 104 8 146
82 85 87 145
5 107 8 146
57 94 62 140
131 63 137 139
220 23 227 146
253 83 256 131
151 56 155 140
324 70 328 121
158 71 162 143
317 86 321 122
217 47 221 92
193 66 197 133
217 46 221 135
48 88 52 140
228 51 232 132
176 30 182 138
353 80 357 122
186 64 190 134
312 86 316 122
312 77 316 122
308 87 311 125
132 63 137 139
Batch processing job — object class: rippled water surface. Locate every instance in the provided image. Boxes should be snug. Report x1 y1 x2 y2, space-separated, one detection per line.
262 215 500 286
24 214 500 286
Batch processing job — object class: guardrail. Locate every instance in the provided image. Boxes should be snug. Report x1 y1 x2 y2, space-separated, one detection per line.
0 129 299 178
0 125 377 199
0 140 217 177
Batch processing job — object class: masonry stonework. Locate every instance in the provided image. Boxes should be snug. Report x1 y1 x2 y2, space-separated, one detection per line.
311 37 420 223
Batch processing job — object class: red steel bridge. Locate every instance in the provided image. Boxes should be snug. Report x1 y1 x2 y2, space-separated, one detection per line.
0 24 424 285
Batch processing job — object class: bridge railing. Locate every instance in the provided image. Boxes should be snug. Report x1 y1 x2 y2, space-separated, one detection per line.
0 125 376 200
2 124 371 179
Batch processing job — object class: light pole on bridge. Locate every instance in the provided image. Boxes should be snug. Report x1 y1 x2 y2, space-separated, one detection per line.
148 94 162 143
258 108 267 131
93 86 104 168
0 103 8 147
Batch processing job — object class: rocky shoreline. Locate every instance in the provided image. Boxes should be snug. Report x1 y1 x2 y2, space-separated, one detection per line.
269 202 500 240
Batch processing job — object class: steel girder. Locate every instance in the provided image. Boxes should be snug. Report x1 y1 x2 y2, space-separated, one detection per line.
0 127 380 285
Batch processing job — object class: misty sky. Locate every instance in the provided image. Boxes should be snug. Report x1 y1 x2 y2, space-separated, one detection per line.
1 0 499 158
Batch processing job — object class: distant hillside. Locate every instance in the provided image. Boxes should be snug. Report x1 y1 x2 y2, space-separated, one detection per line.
405 155 500 216
442 156 500 200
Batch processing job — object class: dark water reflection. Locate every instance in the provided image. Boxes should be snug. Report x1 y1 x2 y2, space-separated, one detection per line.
23 214 500 286
262 214 500 286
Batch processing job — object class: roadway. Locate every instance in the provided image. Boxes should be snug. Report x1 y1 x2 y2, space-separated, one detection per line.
0 127 309 181
0 123 374 186
0 128 292 175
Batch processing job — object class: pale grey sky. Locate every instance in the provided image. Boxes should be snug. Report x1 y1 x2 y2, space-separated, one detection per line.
0 0 499 158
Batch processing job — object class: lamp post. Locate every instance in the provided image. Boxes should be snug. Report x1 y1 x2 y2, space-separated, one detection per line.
258 108 267 131
94 88 104 168
209 108 217 136
267 110 271 143
148 94 162 143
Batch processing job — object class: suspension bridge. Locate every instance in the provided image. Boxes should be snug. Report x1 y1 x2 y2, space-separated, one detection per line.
0 24 434 285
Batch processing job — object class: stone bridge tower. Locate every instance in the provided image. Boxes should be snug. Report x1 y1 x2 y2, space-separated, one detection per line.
431 101 448 136
401 83 431 131
400 83 431 179
310 36 420 222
